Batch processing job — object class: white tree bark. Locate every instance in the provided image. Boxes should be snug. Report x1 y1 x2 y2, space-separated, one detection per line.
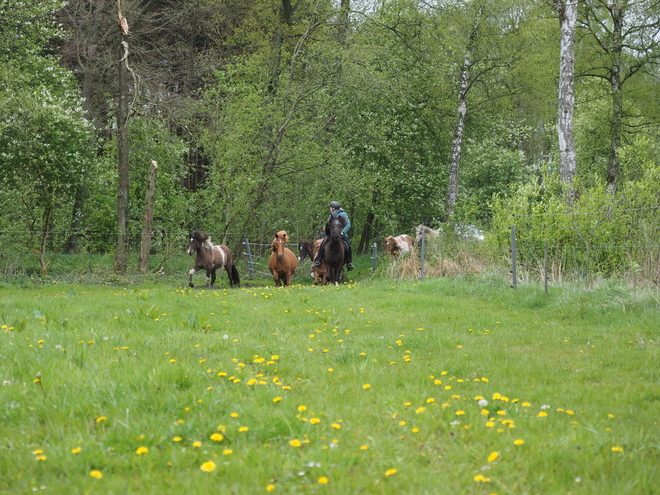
445 49 472 219
556 0 578 201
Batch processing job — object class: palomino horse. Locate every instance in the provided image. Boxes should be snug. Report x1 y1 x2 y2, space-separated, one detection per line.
322 212 346 286
298 239 326 285
187 231 240 288
269 231 298 287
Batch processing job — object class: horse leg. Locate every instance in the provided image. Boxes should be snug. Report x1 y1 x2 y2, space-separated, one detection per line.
188 267 198 288
206 269 216 289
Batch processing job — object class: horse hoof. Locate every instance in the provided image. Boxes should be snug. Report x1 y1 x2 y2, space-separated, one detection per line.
189 283 194 288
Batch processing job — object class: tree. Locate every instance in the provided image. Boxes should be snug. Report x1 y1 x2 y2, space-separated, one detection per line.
555 0 578 201
578 0 660 194
0 0 95 273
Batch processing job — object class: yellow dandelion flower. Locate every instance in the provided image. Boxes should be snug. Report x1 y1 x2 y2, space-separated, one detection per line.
331 423 341 429
537 412 548 418
298 405 307 412
71 447 82 454
289 439 302 447
35 455 47 461
230 412 239 418
415 407 426 414
455 410 465 416
488 451 499 462
95 416 107 423
266 484 276 492
362 384 371 389
360 445 369 450
273 397 282 403
193 441 202 448
611 446 624 452
318 476 329 484
210 433 223 442
222 449 233 455
385 468 398 477
136 446 149 455
89 470 103 479
200 461 216 472
310 418 321 425
514 439 525 445
238 426 249 432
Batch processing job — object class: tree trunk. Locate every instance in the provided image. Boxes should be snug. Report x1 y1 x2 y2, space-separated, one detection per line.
556 0 578 202
357 209 374 255
606 5 623 195
115 1 130 273
445 48 472 219
138 161 158 274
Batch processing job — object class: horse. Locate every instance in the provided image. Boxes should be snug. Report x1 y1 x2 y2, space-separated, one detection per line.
415 224 441 243
322 212 346 286
187 231 240 288
298 239 326 285
384 234 414 260
268 230 298 287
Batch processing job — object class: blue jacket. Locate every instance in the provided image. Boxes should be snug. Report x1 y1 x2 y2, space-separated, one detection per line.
330 209 351 236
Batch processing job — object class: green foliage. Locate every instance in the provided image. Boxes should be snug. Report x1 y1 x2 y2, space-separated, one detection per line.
0 1 95 272
491 160 660 280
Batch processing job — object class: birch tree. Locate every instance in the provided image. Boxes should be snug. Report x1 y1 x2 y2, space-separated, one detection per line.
555 0 578 201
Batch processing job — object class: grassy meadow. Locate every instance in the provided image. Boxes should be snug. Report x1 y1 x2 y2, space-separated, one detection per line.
1 272 659 494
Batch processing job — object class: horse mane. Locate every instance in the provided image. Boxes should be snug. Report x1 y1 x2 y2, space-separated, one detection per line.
192 230 214 250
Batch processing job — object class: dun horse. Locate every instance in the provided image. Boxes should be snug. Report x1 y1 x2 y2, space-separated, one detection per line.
187 231 240 288
269 231 298 287
322 212 346 286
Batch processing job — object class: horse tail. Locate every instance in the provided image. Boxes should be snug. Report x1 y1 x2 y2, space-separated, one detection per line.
231 265 240 287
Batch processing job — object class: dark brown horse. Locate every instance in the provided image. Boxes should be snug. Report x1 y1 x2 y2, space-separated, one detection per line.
322 212 346 286
187 231 240 288
268 231 298 287
298 239 326 285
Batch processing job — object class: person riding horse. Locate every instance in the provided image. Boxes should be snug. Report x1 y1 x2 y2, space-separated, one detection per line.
313 201 355 271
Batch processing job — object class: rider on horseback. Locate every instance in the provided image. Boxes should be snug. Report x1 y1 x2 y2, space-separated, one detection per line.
313 201 355 271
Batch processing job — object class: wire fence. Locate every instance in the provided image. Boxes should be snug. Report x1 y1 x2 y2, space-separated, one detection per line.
2 207 660 290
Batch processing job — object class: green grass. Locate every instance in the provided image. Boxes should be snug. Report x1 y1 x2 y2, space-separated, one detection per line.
0 274 658 494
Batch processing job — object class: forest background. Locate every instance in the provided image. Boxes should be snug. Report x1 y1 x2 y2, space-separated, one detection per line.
1 0 659 282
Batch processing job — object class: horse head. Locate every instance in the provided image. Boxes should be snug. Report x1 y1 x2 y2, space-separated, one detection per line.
327 213 346 241
272 231 289 259
188 231 212 255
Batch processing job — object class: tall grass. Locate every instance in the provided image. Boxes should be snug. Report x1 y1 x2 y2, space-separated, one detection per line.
0 275 658 494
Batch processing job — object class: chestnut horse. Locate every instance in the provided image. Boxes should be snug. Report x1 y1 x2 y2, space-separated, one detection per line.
188 231 240 288
322 212 346 286
298 239 326 285
269 231 298 287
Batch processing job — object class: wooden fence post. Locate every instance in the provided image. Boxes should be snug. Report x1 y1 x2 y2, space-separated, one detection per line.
510 225 517 289
419 230 425 281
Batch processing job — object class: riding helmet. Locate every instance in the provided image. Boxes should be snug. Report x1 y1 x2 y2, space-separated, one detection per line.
329 201 341 209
